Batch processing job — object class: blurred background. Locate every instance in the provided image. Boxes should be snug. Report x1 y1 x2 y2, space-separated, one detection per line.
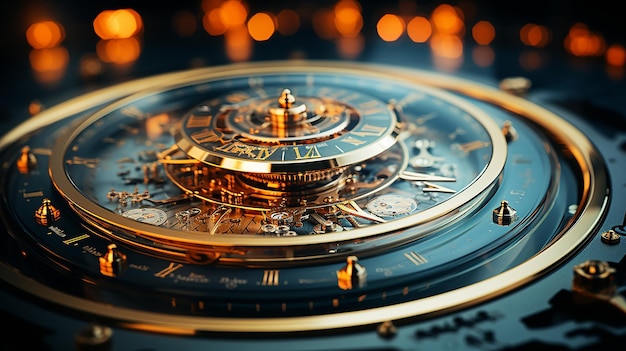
1 0 625 136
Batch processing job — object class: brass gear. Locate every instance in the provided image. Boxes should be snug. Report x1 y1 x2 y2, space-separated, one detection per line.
240 167 347 188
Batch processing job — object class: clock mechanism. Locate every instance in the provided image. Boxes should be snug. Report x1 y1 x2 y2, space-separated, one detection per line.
1 60 625 350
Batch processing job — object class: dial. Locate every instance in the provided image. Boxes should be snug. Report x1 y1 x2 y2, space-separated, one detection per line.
46 63 507 262
0 61 608 336
366 193 418 217
121 207 168 226
175 86 399 172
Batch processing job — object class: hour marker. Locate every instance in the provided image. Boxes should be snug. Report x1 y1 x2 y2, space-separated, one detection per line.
400 171 455 182
293 145 321 159
455 140 490 153
62 233 90 246
66 156 99 168
422 182 456 194
23 190 44 198
154 262 184 278
186 115 213 128
404 251 428 265
262 270 280 286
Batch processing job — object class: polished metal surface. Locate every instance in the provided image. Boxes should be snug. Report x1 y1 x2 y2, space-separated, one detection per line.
1 1 625 350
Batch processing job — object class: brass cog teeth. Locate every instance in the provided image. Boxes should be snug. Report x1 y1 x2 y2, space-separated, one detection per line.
242 167 347 184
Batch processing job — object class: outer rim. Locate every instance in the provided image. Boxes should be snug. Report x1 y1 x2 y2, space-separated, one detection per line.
0 60 608 334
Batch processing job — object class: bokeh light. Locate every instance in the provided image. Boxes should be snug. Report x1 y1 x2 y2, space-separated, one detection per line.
430 4 464 36
407 16 432 43
564 23 605 57
520 23 551 48
19 0 626 85
93 9 143 40
96 37 141 64
472 21 495 45
26 20 65 49
334 0 363 38
606 44 626 66
377 14 405 42
248 12 276 41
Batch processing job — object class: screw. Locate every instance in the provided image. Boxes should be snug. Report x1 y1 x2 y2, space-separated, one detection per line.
601 229 620 245
377 320 397 339
75 323 113 351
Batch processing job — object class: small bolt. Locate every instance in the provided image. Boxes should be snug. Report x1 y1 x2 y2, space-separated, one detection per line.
492 200 517 226
572 260 616 297
601 229 620 245
499 77 531 96
377 320 397 339
501 121 518 143
75 323 113 351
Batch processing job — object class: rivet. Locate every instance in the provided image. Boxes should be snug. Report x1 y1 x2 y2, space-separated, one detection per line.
600 229 620 245
377 320 397 339
75 323 113 351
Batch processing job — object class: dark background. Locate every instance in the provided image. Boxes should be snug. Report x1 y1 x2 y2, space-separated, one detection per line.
1 0 625 137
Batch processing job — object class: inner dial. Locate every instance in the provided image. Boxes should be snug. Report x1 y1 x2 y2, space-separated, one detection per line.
168 85 404 210
49 70 505 263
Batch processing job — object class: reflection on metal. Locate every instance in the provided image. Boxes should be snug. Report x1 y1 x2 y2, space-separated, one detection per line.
492 200 517 226
34 198 61 226
99 244 128 277
572 260 626 315
74 323 113 351
501 121 519 143
337 255 366 290
16 145 37 174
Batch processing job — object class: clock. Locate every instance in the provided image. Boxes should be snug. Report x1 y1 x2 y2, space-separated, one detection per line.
1 60 624 350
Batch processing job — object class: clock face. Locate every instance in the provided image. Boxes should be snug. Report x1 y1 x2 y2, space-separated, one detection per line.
0 61 609 334
47 63 510 263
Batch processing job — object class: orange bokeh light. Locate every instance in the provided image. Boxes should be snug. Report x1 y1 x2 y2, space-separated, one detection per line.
219 0 248 28
431 4 464 35
93 9 143 40
430 33 463 59
26 20 65 49
406 16 432 43
564 23 605 57
28 46 69 83
520 23 551 48
334 0 363 37
248 12 276 41
29 46 69 72
203 9 228 36
606 44 626 66
96 37 141 64
377 14 405 42
472 20 495 45
225 25 252 62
